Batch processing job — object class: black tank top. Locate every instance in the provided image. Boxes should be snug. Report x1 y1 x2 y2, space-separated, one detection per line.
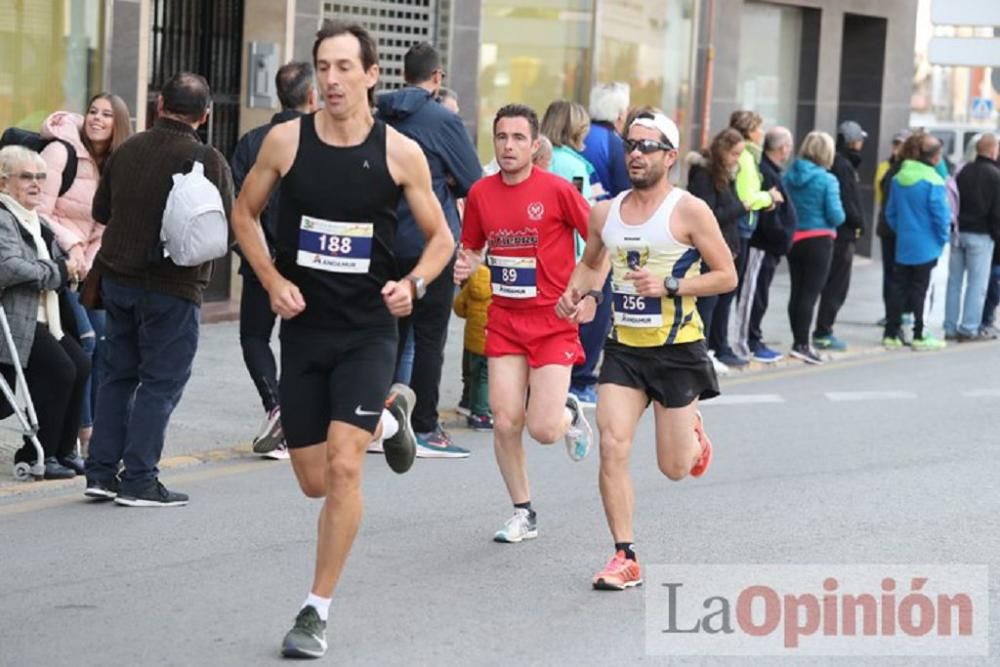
276 114 402 330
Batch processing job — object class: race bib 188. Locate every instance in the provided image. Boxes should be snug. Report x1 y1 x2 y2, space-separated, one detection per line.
488 255 537 299
612 281 664 327
297 216 373 274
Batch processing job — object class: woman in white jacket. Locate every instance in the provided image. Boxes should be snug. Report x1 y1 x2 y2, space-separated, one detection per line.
38 93 131 460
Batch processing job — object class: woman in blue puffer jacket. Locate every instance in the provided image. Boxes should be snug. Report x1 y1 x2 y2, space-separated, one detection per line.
783 131 846 364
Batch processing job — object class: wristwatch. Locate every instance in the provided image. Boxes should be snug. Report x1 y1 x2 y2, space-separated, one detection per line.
663 276 680 298
584 289 604 305
405 274 426 300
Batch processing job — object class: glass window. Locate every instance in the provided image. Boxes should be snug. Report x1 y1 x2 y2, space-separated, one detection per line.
594 0 695 148
0 1 105 131
477 1 594 158
738 1 802 130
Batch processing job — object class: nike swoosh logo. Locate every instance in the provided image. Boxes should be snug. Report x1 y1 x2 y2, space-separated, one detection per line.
354 405 380 416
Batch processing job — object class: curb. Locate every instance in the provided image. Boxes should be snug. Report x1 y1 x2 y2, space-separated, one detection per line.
0 443 254 499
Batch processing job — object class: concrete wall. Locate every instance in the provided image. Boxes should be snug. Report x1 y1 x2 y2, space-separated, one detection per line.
691 0 919 254
449 0 482 141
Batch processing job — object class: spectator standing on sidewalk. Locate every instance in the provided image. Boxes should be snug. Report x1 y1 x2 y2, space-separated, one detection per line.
726 110 781 366
83 73 234 506
813 121 867 352
686 128 746 359
376 42 481 459
747 126 797 363
944 133 1000 341
882 132 950 351
37 94 132 460
875 130 911 326
783 131 844 365
230 61 319 460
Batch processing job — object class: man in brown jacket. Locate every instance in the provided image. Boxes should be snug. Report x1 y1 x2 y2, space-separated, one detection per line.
83 72 234 507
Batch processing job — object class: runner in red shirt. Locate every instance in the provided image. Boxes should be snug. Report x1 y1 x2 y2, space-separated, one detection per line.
456 103 602 544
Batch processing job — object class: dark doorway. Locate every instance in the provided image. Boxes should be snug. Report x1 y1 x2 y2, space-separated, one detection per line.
147 0 244 302
837 13 887 257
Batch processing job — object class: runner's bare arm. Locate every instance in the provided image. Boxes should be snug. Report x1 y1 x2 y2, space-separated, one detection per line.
673 195 737 297
231 121 304 319
556 200 611 320
383 127 456 315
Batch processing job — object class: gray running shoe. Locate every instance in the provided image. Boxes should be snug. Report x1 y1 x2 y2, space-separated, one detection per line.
494 508 538 543
253 407 283 454
564 393 593 462
281 605 327 659
383 383 417 474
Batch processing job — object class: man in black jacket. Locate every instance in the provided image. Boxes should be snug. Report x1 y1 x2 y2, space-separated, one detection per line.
376 42 481 458
944 133 1000 340
230 61 318 458
748 126 797 362
814 120 867 351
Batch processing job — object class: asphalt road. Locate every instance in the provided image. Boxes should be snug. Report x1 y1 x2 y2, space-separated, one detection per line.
1 341 999 666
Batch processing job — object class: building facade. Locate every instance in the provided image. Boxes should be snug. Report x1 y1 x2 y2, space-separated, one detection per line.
0 0 917 306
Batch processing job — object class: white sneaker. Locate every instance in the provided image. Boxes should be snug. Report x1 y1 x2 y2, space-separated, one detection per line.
263 444 290 460
366 438 384 454
564 393 593 462
708 350 730 376
493 508 538 543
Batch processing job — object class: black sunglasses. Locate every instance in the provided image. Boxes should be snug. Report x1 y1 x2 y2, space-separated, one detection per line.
624 138 674 154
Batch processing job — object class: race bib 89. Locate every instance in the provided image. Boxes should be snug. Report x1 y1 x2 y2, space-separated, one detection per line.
487 255 537 298
297 216 373 274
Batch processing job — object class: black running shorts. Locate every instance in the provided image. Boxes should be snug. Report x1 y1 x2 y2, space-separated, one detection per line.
598 339 720 408
279 322 398 447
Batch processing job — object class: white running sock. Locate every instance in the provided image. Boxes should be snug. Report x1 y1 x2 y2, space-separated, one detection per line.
303 593 332 622
380 408 399 440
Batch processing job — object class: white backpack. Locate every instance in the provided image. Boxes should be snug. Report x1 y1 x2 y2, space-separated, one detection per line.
160 145 228 267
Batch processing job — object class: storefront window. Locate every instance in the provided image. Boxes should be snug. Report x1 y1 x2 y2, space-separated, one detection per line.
738 1 802 130
595 0 695 148
477 1 594 157
0 0 105 131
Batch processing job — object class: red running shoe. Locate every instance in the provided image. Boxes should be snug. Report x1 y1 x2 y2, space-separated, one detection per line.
690 410 712 477
592 550 643 590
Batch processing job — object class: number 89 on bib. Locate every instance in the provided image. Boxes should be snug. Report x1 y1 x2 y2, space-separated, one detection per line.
487 255 537 298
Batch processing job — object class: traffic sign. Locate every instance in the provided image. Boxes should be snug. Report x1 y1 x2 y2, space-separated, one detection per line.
971 97 994 120
929 37 1000 67
932 0 1000 27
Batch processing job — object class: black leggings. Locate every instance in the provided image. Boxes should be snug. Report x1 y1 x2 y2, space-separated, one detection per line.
0 323 89 462
786 236 834 347
884 260 936 340
239 267 279 413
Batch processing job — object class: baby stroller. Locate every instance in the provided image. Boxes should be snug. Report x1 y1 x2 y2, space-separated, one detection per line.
0 302 46 481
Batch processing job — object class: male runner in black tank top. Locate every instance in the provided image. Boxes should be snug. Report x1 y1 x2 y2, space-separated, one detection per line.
231 20 454 659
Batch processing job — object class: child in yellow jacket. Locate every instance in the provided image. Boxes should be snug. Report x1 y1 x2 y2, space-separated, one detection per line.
453 264 492 430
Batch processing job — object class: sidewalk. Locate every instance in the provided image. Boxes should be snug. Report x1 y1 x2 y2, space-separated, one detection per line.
0 253 944 483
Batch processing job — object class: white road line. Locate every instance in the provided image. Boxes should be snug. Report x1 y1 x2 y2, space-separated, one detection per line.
825 391 918 401
961 389 1000 398
703 394 786 406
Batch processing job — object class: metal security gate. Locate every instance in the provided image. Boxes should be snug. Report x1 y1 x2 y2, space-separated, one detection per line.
148 0 244 302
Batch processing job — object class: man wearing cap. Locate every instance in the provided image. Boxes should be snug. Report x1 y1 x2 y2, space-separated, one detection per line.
558 111 737 590
814 120 867 351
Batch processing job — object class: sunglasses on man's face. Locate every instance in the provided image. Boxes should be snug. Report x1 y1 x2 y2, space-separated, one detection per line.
17 172 47 183
624 138 674 154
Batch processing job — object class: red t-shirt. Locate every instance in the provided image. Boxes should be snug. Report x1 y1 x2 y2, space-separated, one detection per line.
461 168 589 309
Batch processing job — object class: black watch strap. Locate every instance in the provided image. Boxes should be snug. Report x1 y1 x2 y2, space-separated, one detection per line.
585 289 604 305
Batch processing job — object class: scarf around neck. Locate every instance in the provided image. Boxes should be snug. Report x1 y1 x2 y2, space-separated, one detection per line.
0 192 64 340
